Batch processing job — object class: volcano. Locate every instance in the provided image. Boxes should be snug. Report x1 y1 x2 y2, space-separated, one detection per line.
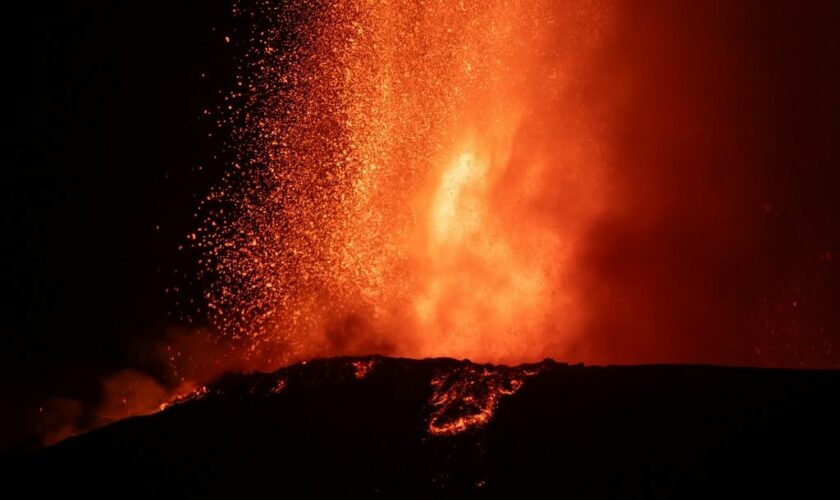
4 1 840 498
6 356 839 497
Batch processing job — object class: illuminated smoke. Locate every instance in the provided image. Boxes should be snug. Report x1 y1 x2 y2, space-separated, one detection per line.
196 0 839 369
197 0 612 367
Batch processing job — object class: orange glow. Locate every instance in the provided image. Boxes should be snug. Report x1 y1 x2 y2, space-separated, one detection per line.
198 0 613 368
351 358 376 379
32 1 840 449
156 385 209 413
427 364 539 436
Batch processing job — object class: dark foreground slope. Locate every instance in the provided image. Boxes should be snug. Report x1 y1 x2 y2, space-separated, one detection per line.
6 357 840 498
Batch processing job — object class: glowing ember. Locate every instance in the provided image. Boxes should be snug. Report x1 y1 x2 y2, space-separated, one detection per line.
271 377 288 394
157 385 209 413
351 359 376 380
196 0 611 368
427 364 539 436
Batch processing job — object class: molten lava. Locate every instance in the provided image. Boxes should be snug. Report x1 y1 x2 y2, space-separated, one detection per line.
197 0 612 369
427 364 541 436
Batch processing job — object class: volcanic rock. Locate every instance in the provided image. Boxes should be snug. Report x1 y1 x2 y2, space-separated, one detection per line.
5 356 839 497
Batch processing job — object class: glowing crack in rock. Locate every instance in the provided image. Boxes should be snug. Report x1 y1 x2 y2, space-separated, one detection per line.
271 377 288 394
351 358 376 379
427 364 540 436
157 385 209 413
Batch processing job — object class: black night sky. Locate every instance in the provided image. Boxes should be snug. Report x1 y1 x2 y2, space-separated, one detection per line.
3 1 238 449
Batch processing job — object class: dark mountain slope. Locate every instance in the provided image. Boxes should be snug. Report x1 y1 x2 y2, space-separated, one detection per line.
6 356 839 498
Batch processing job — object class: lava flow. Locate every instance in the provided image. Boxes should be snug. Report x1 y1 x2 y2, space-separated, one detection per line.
428 364 541 436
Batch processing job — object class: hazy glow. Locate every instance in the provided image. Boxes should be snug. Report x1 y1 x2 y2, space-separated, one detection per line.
197 0 611 367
